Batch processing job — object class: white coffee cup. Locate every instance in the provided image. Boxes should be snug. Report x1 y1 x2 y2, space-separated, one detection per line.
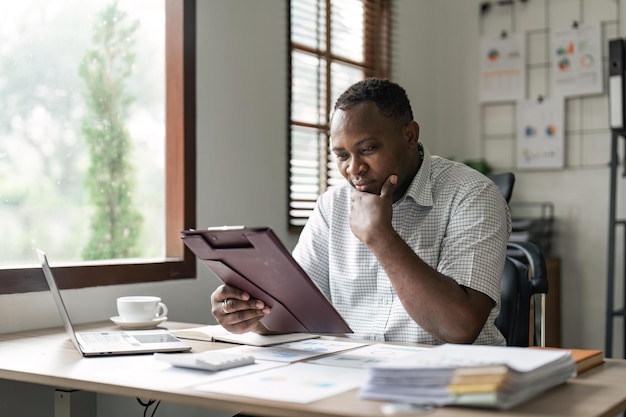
116 296 168 322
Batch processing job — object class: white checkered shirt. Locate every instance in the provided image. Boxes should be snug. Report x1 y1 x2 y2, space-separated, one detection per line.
293 145 511 345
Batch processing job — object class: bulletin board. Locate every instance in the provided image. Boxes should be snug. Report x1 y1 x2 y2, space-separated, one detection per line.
478 0 619 171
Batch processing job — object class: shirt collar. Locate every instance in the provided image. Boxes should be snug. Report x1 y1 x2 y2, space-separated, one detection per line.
396 143 433 208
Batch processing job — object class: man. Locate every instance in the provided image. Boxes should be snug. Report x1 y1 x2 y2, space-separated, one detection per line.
211 78 511 345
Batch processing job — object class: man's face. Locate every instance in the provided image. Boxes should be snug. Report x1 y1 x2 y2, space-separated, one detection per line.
330 101 419 202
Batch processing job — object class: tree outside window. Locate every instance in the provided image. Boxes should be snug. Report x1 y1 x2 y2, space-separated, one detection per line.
0 0 164 265
0 0 196 294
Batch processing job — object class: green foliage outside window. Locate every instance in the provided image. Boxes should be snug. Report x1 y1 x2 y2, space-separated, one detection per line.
79 2 143 260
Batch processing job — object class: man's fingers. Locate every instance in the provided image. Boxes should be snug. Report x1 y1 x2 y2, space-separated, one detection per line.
380 175 397 200
220 285 251 302
212 285 251 307
220 306 270 334
224 298 269 314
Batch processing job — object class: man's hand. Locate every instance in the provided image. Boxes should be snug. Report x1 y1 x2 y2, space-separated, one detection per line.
350 174 397 244
210 284 270 334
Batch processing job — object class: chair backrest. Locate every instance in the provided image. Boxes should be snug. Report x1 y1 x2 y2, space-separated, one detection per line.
495 241 549 347
495 256 531 346
488 172 515 203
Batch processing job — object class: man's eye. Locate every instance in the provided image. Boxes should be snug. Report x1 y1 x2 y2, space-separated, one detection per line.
335 154 348 161
362 146 376 153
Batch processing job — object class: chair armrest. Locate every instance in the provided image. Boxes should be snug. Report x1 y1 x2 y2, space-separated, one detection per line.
507 241 548 294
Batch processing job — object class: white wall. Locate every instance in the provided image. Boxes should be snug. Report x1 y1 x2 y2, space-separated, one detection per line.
393 0 483 161
1 0 623 415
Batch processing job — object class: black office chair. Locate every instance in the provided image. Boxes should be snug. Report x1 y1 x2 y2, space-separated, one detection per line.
496 241 549 347
487 171 548 346
488 172 515 204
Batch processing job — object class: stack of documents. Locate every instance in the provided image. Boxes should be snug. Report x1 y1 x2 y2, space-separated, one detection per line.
359 343 576 410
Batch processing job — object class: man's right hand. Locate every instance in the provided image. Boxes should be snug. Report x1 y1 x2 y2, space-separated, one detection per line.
210 284 271 334
349 174 397 245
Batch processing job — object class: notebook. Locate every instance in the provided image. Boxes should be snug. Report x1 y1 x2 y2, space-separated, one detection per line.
181 226 352 334
36 249 192 356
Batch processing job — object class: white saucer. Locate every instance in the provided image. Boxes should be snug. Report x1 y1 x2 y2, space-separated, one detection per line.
110 316 167 330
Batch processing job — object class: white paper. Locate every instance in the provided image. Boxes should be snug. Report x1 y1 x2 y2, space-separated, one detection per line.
516 98 565 169
479 34 526 103
194 362 368 403
376 343 573 373
309 343 429 368
217 338 367 363
551 24 603 98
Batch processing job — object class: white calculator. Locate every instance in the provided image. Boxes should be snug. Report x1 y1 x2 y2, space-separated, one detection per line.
154 350 255 371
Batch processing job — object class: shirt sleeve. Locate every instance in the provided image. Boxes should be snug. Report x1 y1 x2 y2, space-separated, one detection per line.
436 179 511 304
292 195 332 298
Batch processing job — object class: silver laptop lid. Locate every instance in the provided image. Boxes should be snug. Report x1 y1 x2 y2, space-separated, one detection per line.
36 249 84 353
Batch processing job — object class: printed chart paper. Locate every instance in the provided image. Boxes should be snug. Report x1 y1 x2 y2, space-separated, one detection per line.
479 34 526 103
551 24 603 97
194 362 368 403
516 98 565 169
309 343 429 369
220 338 367 363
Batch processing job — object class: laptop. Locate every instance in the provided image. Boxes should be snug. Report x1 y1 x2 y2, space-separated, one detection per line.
37 249 192 356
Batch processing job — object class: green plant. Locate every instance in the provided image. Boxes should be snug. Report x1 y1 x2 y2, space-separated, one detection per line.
463 158 492 176
79 2 142 260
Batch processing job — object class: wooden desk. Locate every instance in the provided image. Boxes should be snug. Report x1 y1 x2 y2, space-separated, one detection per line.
0 322 625 417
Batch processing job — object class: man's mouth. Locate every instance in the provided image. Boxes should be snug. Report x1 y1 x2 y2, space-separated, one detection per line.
352 179 376 192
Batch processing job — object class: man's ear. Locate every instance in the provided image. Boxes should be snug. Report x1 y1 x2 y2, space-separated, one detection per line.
404 120 420 147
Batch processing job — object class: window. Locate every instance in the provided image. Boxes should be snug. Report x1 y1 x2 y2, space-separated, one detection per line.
0 0 196 294
288 0 390 230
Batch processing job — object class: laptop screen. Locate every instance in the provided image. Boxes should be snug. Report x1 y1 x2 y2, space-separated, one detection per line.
36 249 84 352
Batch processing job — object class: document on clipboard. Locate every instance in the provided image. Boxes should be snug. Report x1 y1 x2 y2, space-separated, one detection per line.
181 226 353 334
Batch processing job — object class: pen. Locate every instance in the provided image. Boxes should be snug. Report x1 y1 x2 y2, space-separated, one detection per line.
380 402 435 415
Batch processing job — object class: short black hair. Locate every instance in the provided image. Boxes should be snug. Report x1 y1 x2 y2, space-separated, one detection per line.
333 78 414 124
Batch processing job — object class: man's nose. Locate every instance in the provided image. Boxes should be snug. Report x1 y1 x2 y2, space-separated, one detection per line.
347 156 365 176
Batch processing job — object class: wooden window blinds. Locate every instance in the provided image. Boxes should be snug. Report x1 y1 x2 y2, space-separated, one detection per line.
288 0 390 231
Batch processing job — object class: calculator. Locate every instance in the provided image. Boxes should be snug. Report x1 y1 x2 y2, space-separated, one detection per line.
154 350 255 371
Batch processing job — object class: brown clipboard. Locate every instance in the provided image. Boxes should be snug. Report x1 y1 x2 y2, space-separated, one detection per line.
181 226 353 334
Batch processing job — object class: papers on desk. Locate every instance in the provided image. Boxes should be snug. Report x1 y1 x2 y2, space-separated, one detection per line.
189 339 370 403
359 343 576 410
308 343 429 368
194 362 368 403
91 351 287 391
216 338 367 363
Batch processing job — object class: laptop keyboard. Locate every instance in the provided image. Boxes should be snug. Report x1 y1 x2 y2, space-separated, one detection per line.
81 332 141 348
133 333 180 344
